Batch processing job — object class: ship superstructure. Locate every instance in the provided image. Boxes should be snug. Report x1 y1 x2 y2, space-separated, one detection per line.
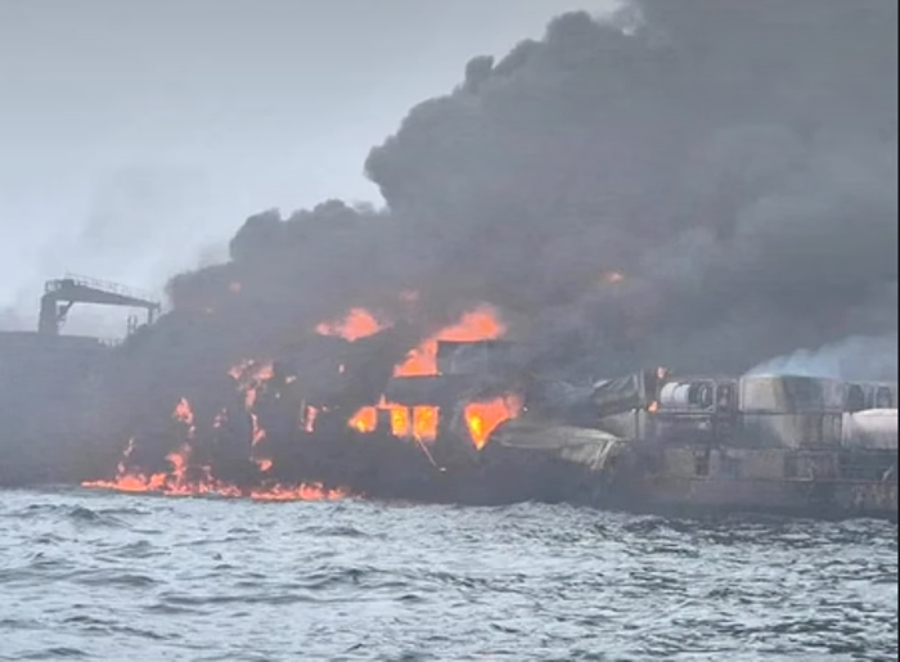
0 275 161 485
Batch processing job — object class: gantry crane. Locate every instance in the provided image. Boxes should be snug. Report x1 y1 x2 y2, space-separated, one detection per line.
38 274 162 336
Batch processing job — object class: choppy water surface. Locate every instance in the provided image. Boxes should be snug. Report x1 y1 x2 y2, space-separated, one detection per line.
0 489 896 661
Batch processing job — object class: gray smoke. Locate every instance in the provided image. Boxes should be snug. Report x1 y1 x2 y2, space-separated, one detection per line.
157 0 896 390
745 334 898 383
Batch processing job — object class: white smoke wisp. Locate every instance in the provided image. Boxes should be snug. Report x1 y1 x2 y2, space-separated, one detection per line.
744 334 898 382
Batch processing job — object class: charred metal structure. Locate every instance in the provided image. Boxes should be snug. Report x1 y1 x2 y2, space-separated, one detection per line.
491 370 898 520
0 282 896 521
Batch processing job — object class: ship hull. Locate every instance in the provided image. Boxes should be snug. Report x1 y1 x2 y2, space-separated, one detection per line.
623 473 898 522
488 420 899 521
626 445 898 520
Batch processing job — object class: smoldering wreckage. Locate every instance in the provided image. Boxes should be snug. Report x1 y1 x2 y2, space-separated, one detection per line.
1 1 897 519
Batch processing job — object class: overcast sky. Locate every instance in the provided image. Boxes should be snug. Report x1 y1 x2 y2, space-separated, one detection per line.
0 0 615 335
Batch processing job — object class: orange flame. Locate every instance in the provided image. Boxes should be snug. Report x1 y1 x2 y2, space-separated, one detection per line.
464 394 522 450
82 465 342 501
82 371 350 501
165 445 190 482
394 306 504 377
347 396 419 438
389 404 411 437
412 406 439 443
316 308 385 341
349 406 378 433
82 439 345 501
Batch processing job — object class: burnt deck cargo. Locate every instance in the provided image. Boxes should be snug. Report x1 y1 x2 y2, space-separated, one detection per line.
488 372 898 520
1 281 896 521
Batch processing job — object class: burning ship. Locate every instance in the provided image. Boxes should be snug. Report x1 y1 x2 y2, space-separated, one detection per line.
491 370 898 520
2 2 895 520
0 278 895 520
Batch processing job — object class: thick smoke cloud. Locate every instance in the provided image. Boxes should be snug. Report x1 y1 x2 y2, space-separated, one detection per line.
158 0 896 388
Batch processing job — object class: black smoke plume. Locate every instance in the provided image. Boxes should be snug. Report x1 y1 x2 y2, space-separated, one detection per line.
163 0 896 385
32 0 897 495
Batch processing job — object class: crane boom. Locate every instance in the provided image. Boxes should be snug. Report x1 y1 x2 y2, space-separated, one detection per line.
38 274 162 336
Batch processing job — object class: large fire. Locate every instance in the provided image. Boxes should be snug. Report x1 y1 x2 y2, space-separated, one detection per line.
82 387 347 502
84 301 523 502
348 397 441 442
343 305 518 448
394 306 505 377
315 307 385 341
412 406 438 443
349 404 378 433
464 395 523 450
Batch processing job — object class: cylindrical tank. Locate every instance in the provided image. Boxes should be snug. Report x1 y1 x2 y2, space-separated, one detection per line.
658 381 714 409
659 382 691 408
841 408 898 450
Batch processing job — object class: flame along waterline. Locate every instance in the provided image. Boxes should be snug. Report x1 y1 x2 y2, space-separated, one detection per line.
82 303 522 501
82 384 348 503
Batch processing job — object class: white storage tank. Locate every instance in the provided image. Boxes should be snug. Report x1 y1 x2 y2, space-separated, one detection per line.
841 408 898 450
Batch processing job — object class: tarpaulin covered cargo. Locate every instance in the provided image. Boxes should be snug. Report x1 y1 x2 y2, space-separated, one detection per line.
520 378 597 425
491 418 626 473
